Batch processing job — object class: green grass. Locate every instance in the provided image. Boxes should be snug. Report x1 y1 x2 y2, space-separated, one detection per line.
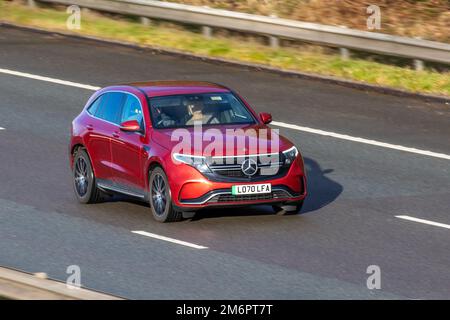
1 0 449 96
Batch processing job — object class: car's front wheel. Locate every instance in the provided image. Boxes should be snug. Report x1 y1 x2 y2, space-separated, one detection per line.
149 167 183 222
272 200 304 215
72 149 103 204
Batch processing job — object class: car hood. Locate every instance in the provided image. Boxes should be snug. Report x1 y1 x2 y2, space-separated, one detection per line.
151 123 293 156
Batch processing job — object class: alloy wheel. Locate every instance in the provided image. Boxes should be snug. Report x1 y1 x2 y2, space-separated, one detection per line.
74 156 89 197
151 173 167 216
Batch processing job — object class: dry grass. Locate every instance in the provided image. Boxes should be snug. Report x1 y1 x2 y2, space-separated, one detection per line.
169 0 450 43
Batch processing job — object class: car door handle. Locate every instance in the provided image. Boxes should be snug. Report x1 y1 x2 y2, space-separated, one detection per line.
112 132 120 138
86 124 94 131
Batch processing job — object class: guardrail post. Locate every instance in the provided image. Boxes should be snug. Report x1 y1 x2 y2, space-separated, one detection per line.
414 59 424 71
202 26 212 39
340 47 350 60
140 17 151 26
27 0 37 7
269 36 279 49
338 26 350 60
268 14 280 49
200 6 213 39
413 37 425 71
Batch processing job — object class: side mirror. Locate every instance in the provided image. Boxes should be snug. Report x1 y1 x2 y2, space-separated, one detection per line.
119 120 141 132
259 112 272 124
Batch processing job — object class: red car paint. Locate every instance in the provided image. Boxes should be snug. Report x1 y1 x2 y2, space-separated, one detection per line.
69 81 307 211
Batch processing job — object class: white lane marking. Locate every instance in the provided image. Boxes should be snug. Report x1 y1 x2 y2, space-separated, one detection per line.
272 121 450 161
132 230 208 249
395 215 450 230
2 67 449 161
0 68 100 91
0 127 4 130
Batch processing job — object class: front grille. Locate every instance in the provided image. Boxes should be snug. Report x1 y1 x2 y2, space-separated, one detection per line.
214 169 246 178
208 190 290 203
208 154 285 180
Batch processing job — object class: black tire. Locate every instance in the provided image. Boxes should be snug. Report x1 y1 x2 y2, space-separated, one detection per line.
272 200 304 215
72 149 103 204
149 167 183 222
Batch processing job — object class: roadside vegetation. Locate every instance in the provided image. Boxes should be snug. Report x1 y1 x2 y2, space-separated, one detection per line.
170 0 450 43
1 0 449 97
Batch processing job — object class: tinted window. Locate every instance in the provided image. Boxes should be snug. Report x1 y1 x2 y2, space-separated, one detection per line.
121 94 144 129
149 93 255 129
87 96 104 115
95 92 125 124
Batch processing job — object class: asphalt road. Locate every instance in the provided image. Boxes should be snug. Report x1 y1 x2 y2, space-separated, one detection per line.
0 25 449 299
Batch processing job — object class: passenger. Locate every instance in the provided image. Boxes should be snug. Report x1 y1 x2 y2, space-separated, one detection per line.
185 98 219 125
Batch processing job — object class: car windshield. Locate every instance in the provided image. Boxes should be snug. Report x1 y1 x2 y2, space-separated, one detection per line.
149 92 256 128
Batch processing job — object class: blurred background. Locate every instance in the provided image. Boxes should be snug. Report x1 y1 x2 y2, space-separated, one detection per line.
171 0 450 42
1 0 449 97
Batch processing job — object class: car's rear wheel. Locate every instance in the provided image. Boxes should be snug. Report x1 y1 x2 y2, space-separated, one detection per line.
72 149 103 204
149 167 182 222
272 200 304 215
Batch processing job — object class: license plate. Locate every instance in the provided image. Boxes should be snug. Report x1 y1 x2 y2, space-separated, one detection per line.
231 183 271 195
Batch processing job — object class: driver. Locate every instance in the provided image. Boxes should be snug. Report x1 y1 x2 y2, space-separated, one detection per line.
185 98 219 125
155 107 176 127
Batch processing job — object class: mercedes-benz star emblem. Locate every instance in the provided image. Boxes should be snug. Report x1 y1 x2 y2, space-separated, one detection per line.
241 158 258 176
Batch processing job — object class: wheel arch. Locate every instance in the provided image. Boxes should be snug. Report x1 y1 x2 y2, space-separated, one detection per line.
71 144 97 177
71 143 85 156
70 143 85 169
145 160 164 191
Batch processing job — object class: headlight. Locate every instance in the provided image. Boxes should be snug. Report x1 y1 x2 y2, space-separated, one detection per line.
172 153 211 173
282 146 299 165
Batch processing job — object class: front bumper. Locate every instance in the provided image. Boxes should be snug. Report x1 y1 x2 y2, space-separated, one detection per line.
176 184 305 212
167 157 307 210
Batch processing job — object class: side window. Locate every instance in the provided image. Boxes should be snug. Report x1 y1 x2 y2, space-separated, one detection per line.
95 92 125 124
87 95 104 115
120 94 144 129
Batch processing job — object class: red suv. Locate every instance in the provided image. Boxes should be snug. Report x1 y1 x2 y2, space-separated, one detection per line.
69 81 307 222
